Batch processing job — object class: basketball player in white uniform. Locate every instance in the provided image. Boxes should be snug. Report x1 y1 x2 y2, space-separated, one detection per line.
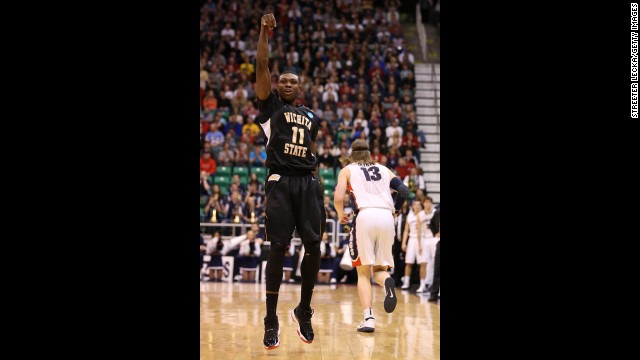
334 139 409 333
401 201 427 291
418 196 437 293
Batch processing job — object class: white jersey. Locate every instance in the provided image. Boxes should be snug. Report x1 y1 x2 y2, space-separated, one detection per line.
405 210 421 238
404 209 426 263
420 208 436 238
346 162 395 212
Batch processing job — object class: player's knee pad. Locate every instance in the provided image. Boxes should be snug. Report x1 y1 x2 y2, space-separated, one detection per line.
266 259 285 288
301 242 320 279
304 242 321 257
266 243 285 273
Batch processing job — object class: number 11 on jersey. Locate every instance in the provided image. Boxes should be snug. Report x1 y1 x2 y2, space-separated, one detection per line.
291 127 305 144
284 126 308 157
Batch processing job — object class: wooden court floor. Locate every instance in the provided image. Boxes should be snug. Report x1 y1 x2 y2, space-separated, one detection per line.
200 281 440 359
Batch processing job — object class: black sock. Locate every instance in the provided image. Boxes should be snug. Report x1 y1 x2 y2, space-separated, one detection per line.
299 251 320 310
266 293 279 319
265 242 285 317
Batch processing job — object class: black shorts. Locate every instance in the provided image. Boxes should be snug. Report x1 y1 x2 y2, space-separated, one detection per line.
265 172 321 247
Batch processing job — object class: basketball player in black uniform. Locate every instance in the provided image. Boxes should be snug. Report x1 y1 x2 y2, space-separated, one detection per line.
257 13 322 350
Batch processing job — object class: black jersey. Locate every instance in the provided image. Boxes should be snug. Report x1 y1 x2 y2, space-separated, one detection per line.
257 92 320 172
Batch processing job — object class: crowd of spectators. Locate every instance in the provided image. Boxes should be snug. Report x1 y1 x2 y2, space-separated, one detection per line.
200 0 431 230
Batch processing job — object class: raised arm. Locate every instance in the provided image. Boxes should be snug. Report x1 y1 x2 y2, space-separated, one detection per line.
256 13 276 101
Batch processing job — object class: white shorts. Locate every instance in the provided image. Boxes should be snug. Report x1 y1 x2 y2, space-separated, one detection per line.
425 236 438 284
405 235 428 264
350 208 395 268
424 236 438 260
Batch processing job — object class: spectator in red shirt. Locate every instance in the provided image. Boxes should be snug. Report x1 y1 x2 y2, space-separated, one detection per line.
200 151 217 177
394 157 410 179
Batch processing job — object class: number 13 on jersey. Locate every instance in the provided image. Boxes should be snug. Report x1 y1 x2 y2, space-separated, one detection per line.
360 166 381 181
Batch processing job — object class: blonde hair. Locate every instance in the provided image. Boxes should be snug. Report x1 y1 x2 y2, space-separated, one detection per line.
339 139 375 167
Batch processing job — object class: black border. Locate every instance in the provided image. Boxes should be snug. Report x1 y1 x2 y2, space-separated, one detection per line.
12 2 202 357
6 1 638 358
443 1 635 358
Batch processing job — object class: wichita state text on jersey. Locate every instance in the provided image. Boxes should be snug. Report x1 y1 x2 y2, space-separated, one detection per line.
282 112 312 157
257 92 319 172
